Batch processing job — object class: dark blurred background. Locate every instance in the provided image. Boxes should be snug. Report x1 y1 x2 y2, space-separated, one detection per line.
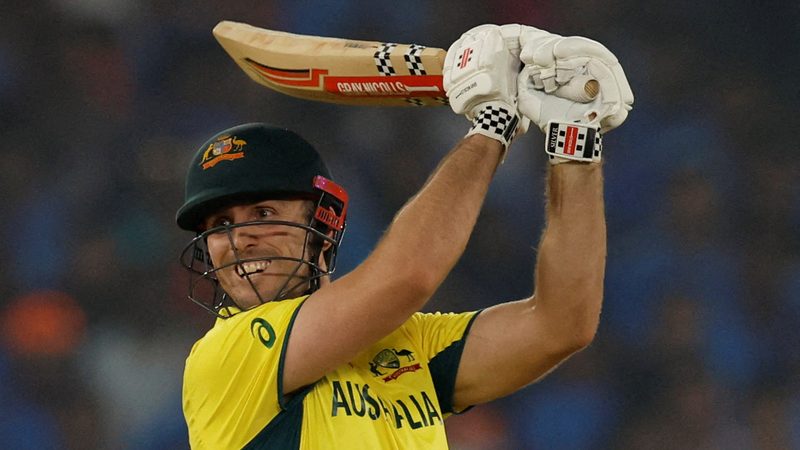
1 0 799 448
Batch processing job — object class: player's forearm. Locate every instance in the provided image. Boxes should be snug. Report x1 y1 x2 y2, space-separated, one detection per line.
373 134 502 298
533 163 606 348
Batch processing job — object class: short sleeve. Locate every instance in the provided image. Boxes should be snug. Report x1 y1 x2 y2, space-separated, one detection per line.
406 311 481 414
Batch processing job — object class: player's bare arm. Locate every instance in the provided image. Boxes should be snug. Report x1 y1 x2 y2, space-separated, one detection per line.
282 134 504 393
453 163 605 408
450 26 634 410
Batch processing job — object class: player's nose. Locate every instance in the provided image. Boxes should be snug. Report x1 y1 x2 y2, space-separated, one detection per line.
229 224 261 251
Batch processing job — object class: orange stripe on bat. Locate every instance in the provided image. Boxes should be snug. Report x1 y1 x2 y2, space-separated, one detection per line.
244 58 329 87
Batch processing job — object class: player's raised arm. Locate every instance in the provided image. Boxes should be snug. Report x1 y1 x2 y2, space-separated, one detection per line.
282 25 526 393
451 27 634 409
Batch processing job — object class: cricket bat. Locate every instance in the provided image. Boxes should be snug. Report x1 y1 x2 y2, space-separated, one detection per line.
213 21 599 107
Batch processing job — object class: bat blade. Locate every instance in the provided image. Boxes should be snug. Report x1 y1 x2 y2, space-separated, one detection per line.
213 21 449 107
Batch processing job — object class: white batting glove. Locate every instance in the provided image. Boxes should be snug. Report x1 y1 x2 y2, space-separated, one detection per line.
519 32 634 133
516 30 633 164
443 24 526 150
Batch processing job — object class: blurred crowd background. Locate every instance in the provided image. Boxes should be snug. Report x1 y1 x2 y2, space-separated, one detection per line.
1 0 798 448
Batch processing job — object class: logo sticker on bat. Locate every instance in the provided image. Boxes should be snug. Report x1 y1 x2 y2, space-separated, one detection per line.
326 76 444 97
244 58 444 98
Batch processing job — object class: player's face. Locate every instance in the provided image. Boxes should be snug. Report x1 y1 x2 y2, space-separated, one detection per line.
202 198 316 309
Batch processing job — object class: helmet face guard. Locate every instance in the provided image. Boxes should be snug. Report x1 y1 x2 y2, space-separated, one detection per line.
179 176 348 318
176 124 348 318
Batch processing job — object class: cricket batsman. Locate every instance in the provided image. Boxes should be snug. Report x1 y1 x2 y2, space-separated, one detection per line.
177 23 633 449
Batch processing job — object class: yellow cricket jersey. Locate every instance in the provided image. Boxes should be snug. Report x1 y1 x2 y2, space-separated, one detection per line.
183 295 480 449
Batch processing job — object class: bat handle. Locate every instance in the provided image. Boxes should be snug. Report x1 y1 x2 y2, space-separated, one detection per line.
554 75 599 103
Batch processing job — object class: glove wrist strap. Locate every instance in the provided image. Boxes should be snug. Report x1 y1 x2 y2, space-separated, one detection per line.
466 102 520 155
545 120 602 165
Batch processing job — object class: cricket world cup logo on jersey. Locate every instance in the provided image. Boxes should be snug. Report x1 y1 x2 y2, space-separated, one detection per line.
200 134 247 169
369 348 421 382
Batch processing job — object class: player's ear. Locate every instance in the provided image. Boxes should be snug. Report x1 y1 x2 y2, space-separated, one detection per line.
317 249 331 288
317 233 334 265
322 235 333 251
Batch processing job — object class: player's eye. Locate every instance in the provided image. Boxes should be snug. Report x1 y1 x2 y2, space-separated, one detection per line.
256 207 276 219
210 217 232 228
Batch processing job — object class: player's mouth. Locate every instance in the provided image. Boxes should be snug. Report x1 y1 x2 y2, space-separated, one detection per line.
236 260 271 278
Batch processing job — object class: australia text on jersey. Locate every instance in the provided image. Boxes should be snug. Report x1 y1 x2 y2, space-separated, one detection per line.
331 380 442 430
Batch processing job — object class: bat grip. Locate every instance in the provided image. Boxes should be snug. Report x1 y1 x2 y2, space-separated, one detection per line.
554 75 599 103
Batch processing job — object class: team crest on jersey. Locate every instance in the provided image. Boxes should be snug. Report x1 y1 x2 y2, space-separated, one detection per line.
369 348 421 382
200 134 247 170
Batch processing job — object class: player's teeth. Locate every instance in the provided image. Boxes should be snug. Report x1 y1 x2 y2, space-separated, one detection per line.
238 261 269 276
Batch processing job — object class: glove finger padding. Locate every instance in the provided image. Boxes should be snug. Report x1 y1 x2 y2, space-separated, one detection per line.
522 37 561 93
518 29 561 67
517 26 561 92
443 25 519 119
499 24 523 58
553 36 618 65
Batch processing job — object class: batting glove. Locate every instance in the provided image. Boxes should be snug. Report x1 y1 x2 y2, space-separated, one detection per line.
443 24 527 151
517 30 634 164
519 31 634 133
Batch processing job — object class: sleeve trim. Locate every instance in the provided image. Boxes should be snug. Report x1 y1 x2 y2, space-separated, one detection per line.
277 297 309 410
428 309 484 415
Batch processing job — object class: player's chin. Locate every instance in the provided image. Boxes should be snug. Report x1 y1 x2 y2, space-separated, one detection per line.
228 273 305 307
228 277 279 306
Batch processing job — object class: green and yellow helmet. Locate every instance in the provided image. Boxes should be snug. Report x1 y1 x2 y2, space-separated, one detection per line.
177 123 348 317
